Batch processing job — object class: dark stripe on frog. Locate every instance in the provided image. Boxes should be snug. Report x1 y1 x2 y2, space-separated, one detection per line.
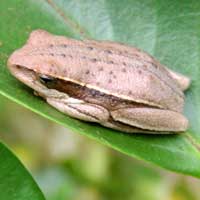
39 76 156 111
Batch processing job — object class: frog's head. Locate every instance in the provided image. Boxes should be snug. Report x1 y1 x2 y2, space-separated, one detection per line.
7 30 69 98
8 29 57 75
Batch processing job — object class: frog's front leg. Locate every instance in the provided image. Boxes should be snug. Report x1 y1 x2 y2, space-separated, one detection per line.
47 97 110 123
111 107 188 132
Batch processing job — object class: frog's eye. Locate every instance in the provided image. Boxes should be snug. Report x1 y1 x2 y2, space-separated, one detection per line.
39 74 55 85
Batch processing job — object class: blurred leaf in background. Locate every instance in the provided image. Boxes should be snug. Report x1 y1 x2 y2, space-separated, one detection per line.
0 141 45 200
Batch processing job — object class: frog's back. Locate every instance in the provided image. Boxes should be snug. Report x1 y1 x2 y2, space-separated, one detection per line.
8 30 184 112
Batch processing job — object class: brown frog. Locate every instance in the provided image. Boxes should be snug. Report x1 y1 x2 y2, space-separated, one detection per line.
7 29 190 134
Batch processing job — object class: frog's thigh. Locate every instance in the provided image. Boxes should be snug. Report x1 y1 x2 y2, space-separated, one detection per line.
111 107 188 132
47 98 109 123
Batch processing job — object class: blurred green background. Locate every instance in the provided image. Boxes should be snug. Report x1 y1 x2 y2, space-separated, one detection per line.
1 94 200 200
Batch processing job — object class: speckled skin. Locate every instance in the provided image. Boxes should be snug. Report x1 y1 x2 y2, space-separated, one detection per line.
7 30 190 133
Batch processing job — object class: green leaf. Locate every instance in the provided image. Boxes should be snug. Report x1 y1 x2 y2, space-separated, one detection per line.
0 0 200 177
0 142 45 200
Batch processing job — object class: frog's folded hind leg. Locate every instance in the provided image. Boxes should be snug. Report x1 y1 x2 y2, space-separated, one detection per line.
111 107 188 133
47 97 165 133
47 98 109 123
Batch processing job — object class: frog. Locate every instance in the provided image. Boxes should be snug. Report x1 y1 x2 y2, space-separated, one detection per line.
7 29 191 134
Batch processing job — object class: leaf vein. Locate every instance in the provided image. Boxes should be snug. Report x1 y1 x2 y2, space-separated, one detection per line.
45 0 89 39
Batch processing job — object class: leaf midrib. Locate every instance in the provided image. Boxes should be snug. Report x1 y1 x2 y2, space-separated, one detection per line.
46 0 89 39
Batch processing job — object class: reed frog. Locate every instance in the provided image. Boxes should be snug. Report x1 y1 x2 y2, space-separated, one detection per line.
7 30 190 134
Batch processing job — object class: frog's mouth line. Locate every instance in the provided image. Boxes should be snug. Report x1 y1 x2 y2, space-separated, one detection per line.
8 65 38 88
7 65 61 99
